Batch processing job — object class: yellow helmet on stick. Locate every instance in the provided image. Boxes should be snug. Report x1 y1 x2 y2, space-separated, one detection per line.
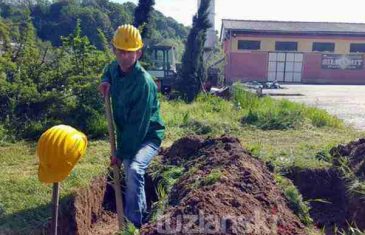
37 125 88 183
112 24 143 51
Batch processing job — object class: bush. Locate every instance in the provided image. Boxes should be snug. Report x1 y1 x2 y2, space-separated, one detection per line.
21 121 46 140
0 19 111 141
84 113 107 139
18 119 62 140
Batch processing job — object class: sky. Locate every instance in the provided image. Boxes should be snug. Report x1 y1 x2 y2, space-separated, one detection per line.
111 0 365 31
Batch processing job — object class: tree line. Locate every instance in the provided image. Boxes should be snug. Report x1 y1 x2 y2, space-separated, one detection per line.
0 0 216 141
0 0 188 50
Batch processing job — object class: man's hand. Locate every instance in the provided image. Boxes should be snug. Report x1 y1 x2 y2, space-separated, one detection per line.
110 156 121 166
99 81 110 98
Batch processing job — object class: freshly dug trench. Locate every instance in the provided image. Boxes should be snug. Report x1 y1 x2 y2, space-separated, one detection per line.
41 176 118 235
330 138 365 230
286 169 348 229
39 164 160 234
141 135 306 234
286 142 365 233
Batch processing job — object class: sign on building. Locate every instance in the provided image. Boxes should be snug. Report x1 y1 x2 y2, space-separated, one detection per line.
322 54 364 70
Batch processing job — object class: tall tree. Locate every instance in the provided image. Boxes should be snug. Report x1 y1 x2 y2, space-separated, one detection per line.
133 0 155 40
0 18 11 53
176 0 211 102
61 19 96 75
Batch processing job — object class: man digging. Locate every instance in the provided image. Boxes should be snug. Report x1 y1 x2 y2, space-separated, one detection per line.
99 24 165 229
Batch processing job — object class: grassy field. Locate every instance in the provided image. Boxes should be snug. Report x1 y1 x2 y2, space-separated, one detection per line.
0 141 110 231
1 86 364 232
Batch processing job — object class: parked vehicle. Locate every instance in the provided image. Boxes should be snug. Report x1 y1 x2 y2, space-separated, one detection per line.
147 45 177 94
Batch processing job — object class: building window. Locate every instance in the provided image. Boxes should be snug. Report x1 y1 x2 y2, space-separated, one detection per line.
312 42 335 52
350 43 365 53
275 41 298 51
238 40 261 50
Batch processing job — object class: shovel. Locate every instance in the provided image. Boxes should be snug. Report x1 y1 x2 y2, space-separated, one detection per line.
104 93 125 230
52 183 60 235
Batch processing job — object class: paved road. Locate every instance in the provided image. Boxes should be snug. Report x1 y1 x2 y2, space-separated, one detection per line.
264 85 365 130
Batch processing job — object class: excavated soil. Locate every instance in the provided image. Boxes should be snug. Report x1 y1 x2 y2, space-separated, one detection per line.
36 137 364 234
141 135 306 234
39 169 158 235
43 175 158 234
40 176 118 235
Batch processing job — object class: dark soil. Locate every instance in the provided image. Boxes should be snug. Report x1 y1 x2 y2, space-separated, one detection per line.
286 138 365 233
286 169 348 228
331 138 365 230
141 135 306 234
44 176 118 235
35 137 365 234
330 138 365 179
40 169 159 235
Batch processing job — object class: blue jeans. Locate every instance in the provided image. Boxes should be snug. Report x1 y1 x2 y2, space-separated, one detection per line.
122 142 159 228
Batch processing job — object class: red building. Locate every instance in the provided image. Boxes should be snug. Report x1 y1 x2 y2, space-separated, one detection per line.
221 20 365 84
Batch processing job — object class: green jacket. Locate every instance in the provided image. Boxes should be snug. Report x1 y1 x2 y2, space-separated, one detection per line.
101 60 165 160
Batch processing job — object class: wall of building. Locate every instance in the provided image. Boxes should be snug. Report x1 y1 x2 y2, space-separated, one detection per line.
303 53 365 84
224 33 365 84
226 52 268 83
229 34 365 54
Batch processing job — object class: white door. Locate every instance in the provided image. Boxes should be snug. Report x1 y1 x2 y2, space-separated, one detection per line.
268 52 303 83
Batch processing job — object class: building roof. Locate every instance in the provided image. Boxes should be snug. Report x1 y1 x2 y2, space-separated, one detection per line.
220 19 365 40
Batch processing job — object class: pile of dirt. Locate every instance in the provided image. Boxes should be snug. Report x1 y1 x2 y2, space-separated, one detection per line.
161 135 205 165
141 135 306 234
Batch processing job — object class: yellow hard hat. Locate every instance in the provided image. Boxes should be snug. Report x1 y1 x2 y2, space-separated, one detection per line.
36 125 88 183
112 24 143 51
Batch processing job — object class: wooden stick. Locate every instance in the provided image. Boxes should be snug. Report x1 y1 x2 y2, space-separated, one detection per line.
104 94 125 230
52 183 60 235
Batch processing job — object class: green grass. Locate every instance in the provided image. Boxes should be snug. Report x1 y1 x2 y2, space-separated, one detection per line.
334 224 365 235
147 158 184 222
190 169 224 189
233 84 343 130
1 89 365 232
119 222 139 235
331 153 365 197
0 141 110 231
161 91 363 171
200 169 223 186
275 174 313 225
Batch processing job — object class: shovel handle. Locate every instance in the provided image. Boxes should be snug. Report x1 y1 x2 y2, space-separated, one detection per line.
52 182 59 235
104 94 125 230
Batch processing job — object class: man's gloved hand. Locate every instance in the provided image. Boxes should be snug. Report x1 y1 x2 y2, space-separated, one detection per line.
110 156 121 166
99 81 110 98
